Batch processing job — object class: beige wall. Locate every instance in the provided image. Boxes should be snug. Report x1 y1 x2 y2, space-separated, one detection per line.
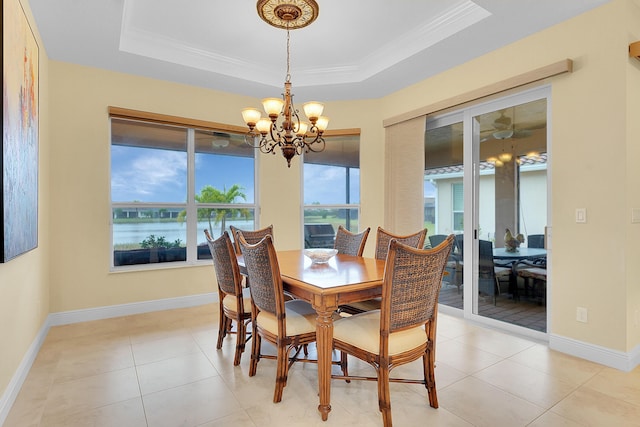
625 0 640 350
381 0 640 352
47 63 385 313
3 0 640 404
0 0 51 406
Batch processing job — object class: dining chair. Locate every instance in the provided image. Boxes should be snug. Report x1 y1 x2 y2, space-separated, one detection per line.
429 234 461 293
427 234 447 249
239 234 343 403
374 226 427 260
478 240 511 305
527 234 545 249
333 225 371 256
230 224 274 288
339 227 428 314
204 229 252 366
332 235 455 427
229 224 274 255
515 259 547 304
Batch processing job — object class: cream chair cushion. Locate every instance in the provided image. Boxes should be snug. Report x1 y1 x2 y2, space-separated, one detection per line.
333 310 427 355
256 299 316 336
222 287 252 314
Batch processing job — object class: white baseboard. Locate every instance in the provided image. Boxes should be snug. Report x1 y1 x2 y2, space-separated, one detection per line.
0 316 51 427
48 292 217 326
549 334 640 372
0 293 217 425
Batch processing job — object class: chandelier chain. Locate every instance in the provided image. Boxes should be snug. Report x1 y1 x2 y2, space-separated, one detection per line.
286 25 291 83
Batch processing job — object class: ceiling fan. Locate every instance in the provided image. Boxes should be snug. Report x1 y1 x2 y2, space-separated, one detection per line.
486 107 543 140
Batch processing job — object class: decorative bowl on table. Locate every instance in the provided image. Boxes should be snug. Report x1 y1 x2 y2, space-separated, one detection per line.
304 249 338 264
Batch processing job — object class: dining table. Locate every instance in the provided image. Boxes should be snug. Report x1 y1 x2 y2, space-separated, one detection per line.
493 247 547 300
237 250 386 421
492 247 547 261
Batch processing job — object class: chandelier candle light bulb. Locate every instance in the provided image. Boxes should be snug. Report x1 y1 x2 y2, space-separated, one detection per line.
241 0 328 168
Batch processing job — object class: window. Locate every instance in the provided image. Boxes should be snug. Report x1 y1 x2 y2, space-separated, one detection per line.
452 182 464 232
302 134 360 248
110 114 255 269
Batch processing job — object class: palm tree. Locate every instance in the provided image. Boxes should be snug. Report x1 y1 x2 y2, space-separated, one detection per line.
179 184 249 236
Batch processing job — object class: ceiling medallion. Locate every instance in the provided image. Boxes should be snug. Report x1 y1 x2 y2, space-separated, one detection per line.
257 0 319 30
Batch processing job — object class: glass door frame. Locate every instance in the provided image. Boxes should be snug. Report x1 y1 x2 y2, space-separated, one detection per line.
455 86 551 340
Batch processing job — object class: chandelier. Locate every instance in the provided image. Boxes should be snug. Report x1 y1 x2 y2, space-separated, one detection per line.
241 0 328 168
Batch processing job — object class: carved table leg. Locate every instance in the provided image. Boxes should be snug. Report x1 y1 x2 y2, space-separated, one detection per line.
314 299 336 421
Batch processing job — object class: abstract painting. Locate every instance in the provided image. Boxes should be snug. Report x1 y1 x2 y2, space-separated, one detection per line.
2 0 39 262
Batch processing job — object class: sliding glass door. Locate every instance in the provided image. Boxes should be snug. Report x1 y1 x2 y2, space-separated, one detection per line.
425 87 549 336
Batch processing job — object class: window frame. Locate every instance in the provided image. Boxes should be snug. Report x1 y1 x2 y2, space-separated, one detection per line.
109 107 257 271
452 182 464 233
301 132 361 248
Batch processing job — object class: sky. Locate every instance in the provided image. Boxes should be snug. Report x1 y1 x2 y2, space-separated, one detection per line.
111 146 358 205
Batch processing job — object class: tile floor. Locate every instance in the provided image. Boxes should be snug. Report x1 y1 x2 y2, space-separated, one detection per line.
5 304 640 427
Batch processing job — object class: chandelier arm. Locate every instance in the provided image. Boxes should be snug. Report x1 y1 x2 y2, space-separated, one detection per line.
259 137 278 154
292 138 305 155
304 137 326 153
291 108 301 133
307 124 320 136
244 132 264 148
268 122 283 147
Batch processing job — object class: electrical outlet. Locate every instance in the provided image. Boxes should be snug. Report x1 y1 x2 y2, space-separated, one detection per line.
576 307 588 323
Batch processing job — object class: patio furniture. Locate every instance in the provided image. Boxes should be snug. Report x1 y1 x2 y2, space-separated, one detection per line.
479 240 511 305
516 260 547 304
527 234 545 249
304 223 336 248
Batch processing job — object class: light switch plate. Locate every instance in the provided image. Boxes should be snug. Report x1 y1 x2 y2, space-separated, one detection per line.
575 208 587 223
632 208 640 223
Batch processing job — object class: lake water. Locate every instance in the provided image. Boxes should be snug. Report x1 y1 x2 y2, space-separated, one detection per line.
113 220 254 246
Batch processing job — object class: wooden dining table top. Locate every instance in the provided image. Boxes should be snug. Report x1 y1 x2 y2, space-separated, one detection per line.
238 249 385 290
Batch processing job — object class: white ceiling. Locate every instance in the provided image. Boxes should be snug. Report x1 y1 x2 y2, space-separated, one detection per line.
29 0 609 101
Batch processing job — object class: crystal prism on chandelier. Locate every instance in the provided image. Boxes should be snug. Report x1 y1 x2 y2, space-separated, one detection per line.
241 0 328 168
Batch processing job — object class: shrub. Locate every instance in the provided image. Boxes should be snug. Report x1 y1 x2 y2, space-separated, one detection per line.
140 234 182 249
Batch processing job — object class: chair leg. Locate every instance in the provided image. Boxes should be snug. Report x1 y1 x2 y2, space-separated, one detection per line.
233 316 246 366
424 351 438 408
216 305 227 349
273 344 289 403
249 332 261 377
340 351 350 383
378 365 392 426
